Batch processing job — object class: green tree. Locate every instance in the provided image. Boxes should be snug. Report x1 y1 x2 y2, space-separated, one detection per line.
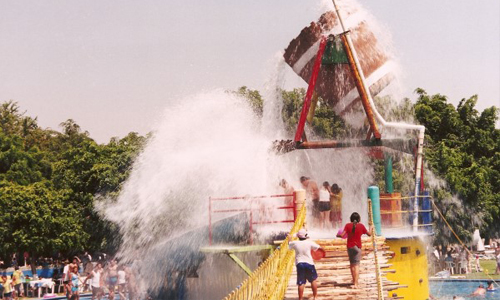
0 101 148 259
0 181 88 273
414 89 500 241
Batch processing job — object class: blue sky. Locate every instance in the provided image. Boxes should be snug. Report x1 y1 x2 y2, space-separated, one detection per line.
0 0 498 142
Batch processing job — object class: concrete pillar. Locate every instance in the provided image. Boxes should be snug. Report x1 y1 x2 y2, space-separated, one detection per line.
368 186 382 236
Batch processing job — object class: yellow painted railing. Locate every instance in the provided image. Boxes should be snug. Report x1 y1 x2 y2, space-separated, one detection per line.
223 205 306 300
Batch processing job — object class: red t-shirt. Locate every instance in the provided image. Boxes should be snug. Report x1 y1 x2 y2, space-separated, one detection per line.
343 222 368 248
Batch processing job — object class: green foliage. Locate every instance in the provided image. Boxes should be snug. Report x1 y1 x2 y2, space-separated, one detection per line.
0 101 147 260
414 89 500 241
0 181 88 258
234 86 264 117
239 87 348 139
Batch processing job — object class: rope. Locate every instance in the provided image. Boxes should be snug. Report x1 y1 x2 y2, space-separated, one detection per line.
368 199 385 300
430 198 500 288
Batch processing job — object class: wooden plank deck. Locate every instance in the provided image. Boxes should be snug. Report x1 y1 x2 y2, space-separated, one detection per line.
284 237 405 300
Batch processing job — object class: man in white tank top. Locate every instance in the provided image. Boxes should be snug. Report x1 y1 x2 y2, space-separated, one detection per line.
85 262 103 300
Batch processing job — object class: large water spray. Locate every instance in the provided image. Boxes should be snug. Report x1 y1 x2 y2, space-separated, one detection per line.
100 0 422 298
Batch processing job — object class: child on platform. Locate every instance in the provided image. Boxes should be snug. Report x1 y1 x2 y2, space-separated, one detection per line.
337 212 370 289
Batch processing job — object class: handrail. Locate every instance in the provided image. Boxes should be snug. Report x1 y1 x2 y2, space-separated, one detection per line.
223 205 307 300
209 193 296 245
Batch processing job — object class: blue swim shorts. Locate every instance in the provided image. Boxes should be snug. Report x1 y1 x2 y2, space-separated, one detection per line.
296 262 318 285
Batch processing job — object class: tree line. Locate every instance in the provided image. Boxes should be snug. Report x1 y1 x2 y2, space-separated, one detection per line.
0 87 498 265
0 100 147 267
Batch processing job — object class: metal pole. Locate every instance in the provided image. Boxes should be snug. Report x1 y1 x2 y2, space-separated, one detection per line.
293 192 297 222
294 36 328 142
332 0 425 231
413 129 425 231
209 197 212 245
249 209 253 245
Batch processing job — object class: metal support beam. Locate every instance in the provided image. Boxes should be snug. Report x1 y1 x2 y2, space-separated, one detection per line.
294 36 328 142
200 245 274 276
340 33 381 139
228 253 253 275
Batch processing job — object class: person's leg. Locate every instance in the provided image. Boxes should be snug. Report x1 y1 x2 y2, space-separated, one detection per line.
296 263 307 300
311 280 318 299
353 264 360 288
319 211 325 229
109 285 115 300
65 283 70 300
118 285 126 300
297 284 305 300
349 264 355 285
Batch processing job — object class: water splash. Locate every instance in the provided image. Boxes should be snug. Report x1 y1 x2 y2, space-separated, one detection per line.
97 0 454 298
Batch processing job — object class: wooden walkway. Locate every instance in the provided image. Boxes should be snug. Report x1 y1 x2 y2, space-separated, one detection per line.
284 237 406 300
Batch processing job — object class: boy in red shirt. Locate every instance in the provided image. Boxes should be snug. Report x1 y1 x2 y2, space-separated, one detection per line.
337 212 370 289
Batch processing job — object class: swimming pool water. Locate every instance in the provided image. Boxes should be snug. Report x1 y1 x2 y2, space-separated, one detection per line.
430 280 498 299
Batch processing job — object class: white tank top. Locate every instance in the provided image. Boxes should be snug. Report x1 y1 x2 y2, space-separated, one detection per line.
92 270 101 288
319 189 330 202
118 270 126 284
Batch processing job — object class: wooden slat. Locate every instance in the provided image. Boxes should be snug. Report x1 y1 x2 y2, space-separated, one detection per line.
284 239 405 300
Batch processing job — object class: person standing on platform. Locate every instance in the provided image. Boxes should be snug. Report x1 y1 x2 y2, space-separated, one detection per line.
289 229 322 300
329 184 343 228
300 176 320 226
318 182 331 229
280 179 296 221
337 212 370 289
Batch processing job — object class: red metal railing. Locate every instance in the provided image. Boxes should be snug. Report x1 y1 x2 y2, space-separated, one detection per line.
208 193 297 245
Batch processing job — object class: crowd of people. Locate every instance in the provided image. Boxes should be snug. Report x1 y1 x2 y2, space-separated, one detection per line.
0 266 24 300
429 242 500 278
0 255 142 300
60 257 139 300
280 176 343 230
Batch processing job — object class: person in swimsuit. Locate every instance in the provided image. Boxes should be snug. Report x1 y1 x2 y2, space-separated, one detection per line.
329 184 343 228
280 179 295 220
300 176 320 226
69 266 80 300
318 182 332 229
107 260 118 300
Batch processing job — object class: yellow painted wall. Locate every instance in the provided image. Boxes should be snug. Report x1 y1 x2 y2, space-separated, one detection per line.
386 237 429 300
